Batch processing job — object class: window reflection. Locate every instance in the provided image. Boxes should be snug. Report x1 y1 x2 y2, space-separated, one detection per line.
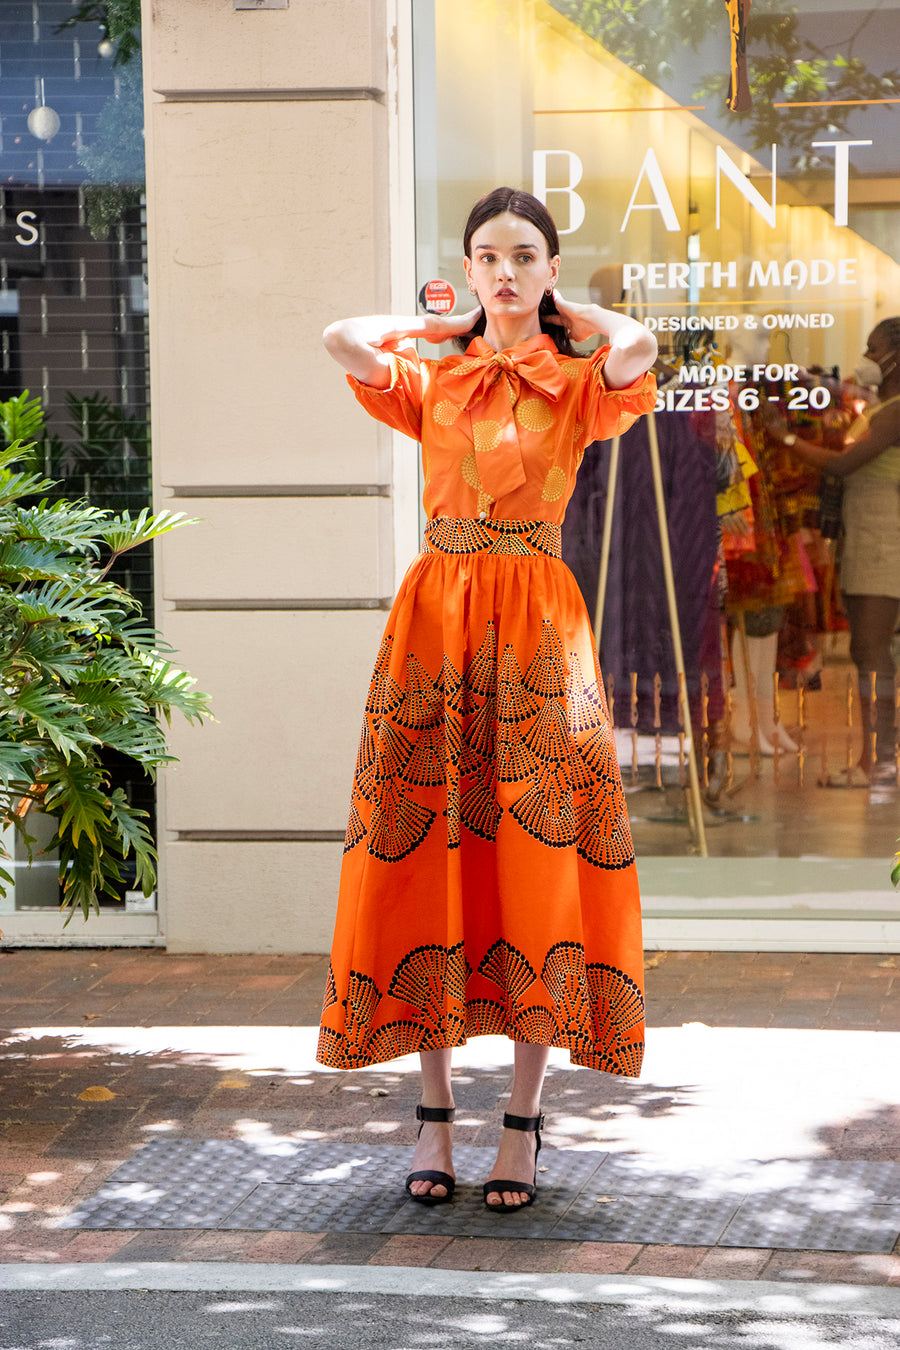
414 0 900 859
0 3 151 913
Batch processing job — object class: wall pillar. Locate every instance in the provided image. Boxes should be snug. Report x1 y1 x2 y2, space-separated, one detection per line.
143 0 403 951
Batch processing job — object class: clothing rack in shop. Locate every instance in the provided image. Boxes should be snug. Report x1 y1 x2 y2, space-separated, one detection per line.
593 350 709 857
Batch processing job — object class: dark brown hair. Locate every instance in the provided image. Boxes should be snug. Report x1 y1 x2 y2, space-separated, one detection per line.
456 186 575 355
873 316 900 351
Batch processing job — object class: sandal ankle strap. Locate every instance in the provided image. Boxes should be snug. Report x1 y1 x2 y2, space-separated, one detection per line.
502 1111 544 1132
416 1104 456 1124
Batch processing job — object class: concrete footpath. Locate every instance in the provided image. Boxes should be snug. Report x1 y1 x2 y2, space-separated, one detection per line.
1 948 900 1288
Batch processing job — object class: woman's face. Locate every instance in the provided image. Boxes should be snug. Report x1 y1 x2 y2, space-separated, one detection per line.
864 327 897 377
464 211 559 326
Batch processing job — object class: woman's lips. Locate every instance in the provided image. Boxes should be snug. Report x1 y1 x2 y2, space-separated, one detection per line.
495 289 517 299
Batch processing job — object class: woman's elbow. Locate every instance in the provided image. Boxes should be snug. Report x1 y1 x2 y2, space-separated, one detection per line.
322 321 345 355
634 327 658 369
616 325 657 370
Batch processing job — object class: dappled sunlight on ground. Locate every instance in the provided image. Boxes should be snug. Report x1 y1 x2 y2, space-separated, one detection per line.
5 1022 900 1163
2 951 900 1280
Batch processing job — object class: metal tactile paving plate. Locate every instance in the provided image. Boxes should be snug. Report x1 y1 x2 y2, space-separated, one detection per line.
222 1145 411 1233
59 1178 262 1231
103 1138 303 1185
720 1194 900 1253
382 1145 607 1240
551 1189 741 1246
544 1153 755 1245
59 1139 308 1230
589 1154 760 1201
720 1159 900 1252
745 1159 900 1202
55 1140 900 1252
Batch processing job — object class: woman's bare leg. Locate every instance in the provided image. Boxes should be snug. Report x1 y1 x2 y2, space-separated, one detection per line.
484 1041 551 1208
844 593 900 769
408 1047 455 1199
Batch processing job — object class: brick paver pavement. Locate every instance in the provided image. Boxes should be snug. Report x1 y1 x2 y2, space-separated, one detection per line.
1 948 899 1283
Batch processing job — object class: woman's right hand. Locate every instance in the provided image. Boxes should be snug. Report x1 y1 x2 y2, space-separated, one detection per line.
367 306 483 348
323 308 482 386
416 306 482 344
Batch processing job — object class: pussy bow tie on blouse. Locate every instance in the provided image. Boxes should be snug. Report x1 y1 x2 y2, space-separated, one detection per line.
444 338 569 501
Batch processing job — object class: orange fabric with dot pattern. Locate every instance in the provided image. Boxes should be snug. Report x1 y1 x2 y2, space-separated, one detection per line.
317 335 656 1075
350 334 655 524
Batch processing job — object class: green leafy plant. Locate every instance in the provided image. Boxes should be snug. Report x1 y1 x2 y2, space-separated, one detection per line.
56 1 142 67
0 393 210 921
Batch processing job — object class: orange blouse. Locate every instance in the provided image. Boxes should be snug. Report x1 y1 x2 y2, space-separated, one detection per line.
350 333 657 523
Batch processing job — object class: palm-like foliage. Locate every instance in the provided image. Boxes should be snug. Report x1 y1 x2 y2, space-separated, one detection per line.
0 395 210 921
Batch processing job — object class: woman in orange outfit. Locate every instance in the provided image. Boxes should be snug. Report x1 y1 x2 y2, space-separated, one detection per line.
318 188 657 1212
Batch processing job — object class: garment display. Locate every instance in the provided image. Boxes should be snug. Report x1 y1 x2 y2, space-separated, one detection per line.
562 409 723 735
316 334 656 1075
722 404 817 614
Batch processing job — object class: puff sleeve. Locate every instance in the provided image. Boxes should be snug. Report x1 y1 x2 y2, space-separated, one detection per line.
577 344 657 444
347 348 427 442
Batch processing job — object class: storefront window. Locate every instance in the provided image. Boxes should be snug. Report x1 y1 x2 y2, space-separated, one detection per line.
413 0 900 863
0 2 151 913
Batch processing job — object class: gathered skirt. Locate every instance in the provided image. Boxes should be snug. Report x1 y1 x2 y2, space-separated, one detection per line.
316 517 645 1075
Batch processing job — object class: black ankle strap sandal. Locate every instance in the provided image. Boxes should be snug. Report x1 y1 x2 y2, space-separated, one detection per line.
483 1111 544 1212
405 1104 456 1206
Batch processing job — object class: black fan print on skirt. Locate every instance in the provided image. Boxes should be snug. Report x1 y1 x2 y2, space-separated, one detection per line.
318 940 644 1076
342 616 635 869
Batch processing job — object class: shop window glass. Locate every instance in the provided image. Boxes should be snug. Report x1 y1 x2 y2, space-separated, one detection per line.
0 2 151 912
413 0 900 863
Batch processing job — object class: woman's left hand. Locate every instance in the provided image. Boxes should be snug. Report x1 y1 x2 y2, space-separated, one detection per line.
548 291 657 385
757 399 791 443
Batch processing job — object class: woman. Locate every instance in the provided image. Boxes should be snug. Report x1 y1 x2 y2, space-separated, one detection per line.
317 187 657 1211
770 319 900 780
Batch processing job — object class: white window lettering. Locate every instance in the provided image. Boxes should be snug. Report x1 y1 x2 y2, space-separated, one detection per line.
15 210 38 246
810 140 872 227
532 151 585 235
716 145 777 229
783 259 809 290
712 260 737 287
748 259 780 287
619 148 681 232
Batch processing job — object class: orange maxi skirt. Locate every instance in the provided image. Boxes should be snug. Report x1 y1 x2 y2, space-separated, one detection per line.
316 518 645 1076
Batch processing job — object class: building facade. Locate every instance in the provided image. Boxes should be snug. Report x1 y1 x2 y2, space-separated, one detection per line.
3 0 900 951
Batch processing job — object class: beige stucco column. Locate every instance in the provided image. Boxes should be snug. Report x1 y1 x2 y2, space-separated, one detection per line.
143 0 412 952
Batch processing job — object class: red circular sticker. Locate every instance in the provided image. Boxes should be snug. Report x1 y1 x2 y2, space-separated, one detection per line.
419 279 456 314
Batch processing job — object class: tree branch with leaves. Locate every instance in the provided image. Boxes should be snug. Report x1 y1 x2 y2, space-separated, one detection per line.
552 0 900 167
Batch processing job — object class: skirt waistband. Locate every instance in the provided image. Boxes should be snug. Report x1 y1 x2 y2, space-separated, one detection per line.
422 517 562 559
